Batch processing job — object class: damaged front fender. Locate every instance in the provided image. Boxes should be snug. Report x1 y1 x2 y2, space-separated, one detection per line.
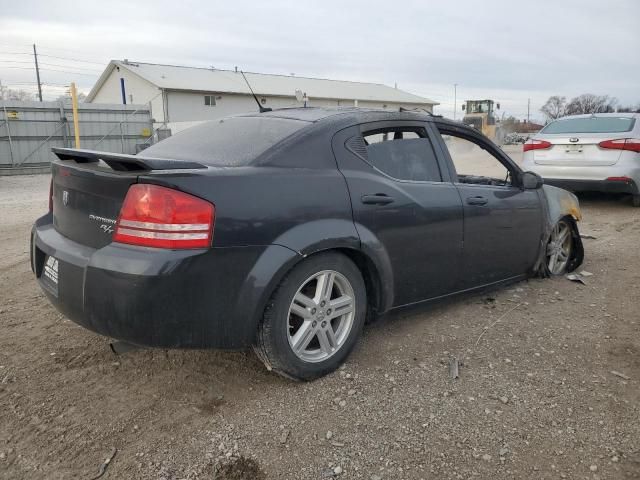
534 185 585 276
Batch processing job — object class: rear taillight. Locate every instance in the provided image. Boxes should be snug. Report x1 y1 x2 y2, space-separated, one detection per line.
113 184 215 249
606 176 633 182
523 139 552 152
598 138 640 153
49 178 53 212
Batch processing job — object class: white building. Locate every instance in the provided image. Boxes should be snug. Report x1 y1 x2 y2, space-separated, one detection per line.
86 60 437 132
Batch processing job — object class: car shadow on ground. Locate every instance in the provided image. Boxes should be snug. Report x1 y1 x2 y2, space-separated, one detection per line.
573 191 635 208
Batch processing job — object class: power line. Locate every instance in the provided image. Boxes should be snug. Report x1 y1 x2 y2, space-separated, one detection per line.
0 60 33 65
0 50 107 67
0 60 101 73
1 66 38 70
1 65 99 76
40 68 99 76
39 62 101 73
37 45 109 59
37 53 107 66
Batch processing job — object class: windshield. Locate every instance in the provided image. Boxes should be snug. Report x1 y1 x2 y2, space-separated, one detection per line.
541 116 635 134
142 117 308 166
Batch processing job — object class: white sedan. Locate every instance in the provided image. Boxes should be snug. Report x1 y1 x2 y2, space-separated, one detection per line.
522 113 640 207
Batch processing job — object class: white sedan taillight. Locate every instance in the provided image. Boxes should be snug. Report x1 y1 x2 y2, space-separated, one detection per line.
113 184 215 249
598 138 640 153
523 139 552 152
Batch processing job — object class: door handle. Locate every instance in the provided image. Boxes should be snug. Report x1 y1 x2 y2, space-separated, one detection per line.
361 194 395 205
466 196 488 206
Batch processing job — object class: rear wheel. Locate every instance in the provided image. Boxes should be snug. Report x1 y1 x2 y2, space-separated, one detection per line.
546 218 574 275
254 252 366 381
632 194 640 208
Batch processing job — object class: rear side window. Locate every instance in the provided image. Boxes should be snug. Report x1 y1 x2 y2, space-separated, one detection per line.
541 117 635 134
362 128 442 182
142 117 307 166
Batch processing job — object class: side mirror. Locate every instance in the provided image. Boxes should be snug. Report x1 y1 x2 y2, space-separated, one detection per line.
496 103 501 110
461 104 465 111
521 171 543 189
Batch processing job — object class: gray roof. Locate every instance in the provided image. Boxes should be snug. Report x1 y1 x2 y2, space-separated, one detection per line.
86 60 437 106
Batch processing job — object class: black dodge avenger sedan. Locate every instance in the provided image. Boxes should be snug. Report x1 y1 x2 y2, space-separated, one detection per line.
32 108 583 380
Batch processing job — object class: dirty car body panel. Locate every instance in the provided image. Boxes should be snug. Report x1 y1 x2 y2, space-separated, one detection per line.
31 108 583 351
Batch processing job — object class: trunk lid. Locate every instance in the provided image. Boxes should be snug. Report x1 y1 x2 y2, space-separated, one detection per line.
51 148 207 249
533 133 623 167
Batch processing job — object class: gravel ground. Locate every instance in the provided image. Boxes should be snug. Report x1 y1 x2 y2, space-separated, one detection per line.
0 171 638 480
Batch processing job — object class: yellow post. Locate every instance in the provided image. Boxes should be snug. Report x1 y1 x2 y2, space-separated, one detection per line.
70 82 81 148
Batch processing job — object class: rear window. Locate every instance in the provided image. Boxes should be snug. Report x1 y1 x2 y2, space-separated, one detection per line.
541 117 635 134
142 117 307 166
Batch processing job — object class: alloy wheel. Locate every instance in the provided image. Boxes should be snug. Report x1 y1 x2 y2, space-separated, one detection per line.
547 220 573 275
287 270 356 363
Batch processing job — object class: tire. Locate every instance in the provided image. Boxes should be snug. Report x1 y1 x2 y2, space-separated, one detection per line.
254 252 367 381
546 218 575 275
632 194 640 208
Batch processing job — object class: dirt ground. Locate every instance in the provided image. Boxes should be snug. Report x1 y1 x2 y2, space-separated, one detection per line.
0 169 638 480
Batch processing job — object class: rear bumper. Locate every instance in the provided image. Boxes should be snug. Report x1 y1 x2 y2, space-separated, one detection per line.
522 153 640 193
31 213 299 349
542 178 639 195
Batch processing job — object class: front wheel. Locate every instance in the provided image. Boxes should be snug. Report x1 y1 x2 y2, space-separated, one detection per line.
546 218 575 275
254 252 366 381
632 194 640 208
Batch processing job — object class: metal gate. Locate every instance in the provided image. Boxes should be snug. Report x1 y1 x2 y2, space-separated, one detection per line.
1 100 153 174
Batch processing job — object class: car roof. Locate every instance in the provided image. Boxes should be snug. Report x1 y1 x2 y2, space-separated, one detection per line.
552 112 639 120
237 106 435 124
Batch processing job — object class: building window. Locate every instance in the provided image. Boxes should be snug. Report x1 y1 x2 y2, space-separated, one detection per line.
204 95 216 106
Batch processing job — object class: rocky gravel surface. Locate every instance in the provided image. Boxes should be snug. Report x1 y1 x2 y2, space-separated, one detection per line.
0 173 638 479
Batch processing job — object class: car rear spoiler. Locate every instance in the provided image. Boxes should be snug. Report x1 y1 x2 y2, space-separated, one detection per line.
52 148 208 172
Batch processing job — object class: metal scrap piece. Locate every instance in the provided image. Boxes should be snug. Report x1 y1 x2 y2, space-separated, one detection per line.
611 370 630 380
89 447 117 480
566 273 586 285
449 357 459 379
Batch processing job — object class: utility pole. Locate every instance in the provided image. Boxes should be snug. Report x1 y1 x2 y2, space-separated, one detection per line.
453 84 458 120
527 98 530 123
70 82 81 148
33 44 43 102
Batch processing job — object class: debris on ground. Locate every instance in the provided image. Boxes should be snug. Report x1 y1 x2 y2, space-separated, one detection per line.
449 357 460 379
580 233 597 239
580 270 593 277
566 273 587 285
611 370 630 380
475 303 522 347
89 448 117 480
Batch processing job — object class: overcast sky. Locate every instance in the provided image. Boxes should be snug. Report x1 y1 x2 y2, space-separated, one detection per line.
0 0 638 121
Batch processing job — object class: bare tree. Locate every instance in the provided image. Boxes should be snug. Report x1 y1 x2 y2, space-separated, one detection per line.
0 86 35 101
540 96 566 121
55 92 87 103
565 94 617 115
499 115 520 133
617 103 640 113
